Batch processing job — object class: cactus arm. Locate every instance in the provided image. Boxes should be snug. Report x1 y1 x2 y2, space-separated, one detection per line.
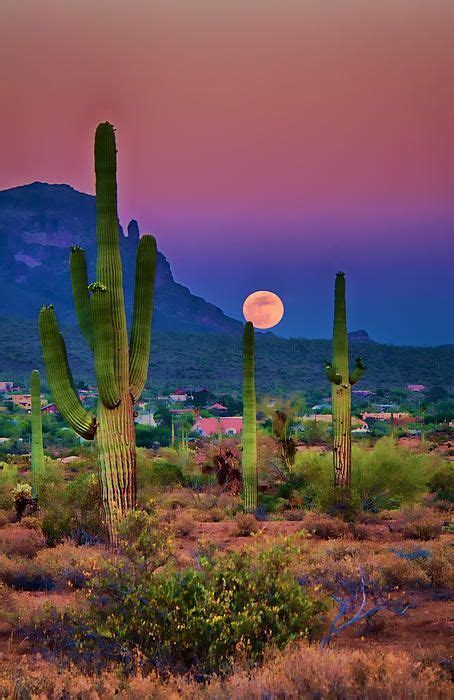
349 357 365 386
70 246 93 350
242 321 257 512
30 369 44 495
38 306 96 440
89 283 121 409
129 235 157 402
325 361 342 385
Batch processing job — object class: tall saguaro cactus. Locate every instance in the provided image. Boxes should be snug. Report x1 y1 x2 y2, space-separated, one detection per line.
242 321 257 512
30 369 44 496
39 123 156 545
325 273 365 506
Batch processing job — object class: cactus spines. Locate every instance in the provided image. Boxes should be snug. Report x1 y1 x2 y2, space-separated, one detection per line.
326 272 365 506
242 321 257 512
39 122 156 546
30 370 44 495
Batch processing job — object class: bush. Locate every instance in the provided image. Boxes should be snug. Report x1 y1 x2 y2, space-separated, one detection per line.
301 512 349 539
233 512 259 536
118 510 173 570
76 543 325 674
401 517 443 541
173 512 196 537
0 462 19 510
293 438 441 513
429 465 454 502
0 524 45 558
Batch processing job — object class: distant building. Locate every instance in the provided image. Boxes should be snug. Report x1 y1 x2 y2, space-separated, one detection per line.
362 411 415 426
352 389 374 397
0 382 13 393
407 384 426 392
41 403 60 415
304 413 332 423
135 413 157 427
11 394 33 411
170 389 191 402
352 419 370 434
193 416 243 437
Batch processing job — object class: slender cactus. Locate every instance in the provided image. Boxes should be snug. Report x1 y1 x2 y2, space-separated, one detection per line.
30 370 44 496
325 273 365 508
39 122 156 546
242 321 257 512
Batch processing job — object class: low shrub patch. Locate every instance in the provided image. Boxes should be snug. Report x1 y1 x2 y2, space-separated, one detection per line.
36 543 325 675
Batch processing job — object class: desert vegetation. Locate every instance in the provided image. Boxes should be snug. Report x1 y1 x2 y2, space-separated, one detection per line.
0 122 451 698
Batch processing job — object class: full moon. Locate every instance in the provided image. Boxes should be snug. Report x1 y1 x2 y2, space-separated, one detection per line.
242 290 284 329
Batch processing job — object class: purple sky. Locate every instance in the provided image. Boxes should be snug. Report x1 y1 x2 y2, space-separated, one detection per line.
1 1 453 344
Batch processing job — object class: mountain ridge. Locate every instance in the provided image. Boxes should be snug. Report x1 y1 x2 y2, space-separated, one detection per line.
0 181 243 335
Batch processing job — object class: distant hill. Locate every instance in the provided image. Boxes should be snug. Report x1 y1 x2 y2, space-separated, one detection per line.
0 182 242 334
1 316 453 395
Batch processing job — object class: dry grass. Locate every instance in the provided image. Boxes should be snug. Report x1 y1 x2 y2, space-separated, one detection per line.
0 643 450 699
0 524 45 558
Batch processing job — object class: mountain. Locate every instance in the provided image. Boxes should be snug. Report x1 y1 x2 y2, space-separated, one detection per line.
0 182 243 334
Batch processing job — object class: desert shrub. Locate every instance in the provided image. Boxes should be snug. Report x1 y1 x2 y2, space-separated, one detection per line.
429 465 454 502
349 523 373 541
0 462 19 510
118 509 173 569
293 439 440 513
148 461 183 488
216 493 239 516
0 509 15 527
302 512 349 539
282 509 305 521
173 511 196 537
35 465 103 546
75 543 325 675
0 645 451 699
0 524 45 558
0 543 111 591
401 517 443 541
233 512 259 536
351 438 439 511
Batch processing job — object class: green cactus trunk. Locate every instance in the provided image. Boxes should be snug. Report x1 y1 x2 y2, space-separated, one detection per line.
242 321 257 512
326 273 365 509
39 122 156 547
30 370 44 496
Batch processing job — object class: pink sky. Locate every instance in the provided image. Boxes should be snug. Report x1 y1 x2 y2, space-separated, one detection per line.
1 0 454 342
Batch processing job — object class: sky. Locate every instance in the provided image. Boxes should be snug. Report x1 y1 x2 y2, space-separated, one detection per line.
1 0 453 345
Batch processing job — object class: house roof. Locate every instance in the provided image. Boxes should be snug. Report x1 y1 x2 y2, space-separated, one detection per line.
208 403 227 410
194 417 243 434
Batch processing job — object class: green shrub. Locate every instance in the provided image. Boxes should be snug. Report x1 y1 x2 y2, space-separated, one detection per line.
80 542 325 674
118 509 173 569
0 463 19 510
293 439 440 513
429 465 454 502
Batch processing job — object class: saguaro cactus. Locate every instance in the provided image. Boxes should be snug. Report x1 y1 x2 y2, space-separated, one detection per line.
242 321 257 512
325 273 364 506
39 122 156 545
30 369 44 496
